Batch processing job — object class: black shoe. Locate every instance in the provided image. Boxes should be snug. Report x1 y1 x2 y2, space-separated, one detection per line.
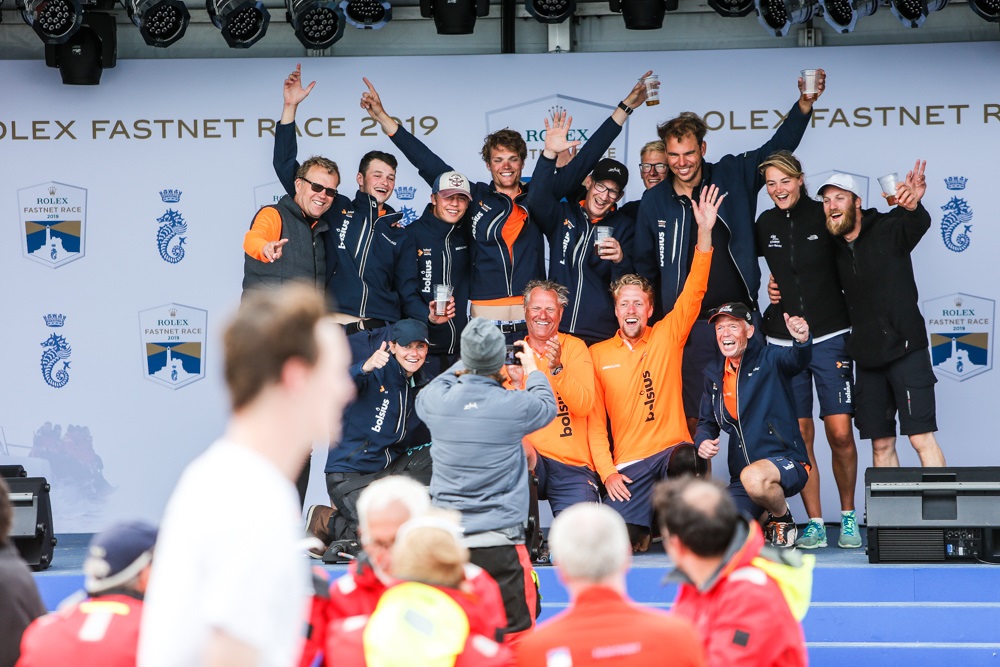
322 539 361 564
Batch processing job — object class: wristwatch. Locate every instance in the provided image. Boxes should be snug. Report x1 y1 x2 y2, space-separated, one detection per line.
617 101 633 115
551 365 564 376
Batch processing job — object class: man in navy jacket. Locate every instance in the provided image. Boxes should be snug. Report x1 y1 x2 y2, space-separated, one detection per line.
695 303 812 548
634 70 827 440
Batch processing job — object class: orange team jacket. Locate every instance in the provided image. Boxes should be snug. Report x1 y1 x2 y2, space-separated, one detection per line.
503 332 597 469
588 247 712 483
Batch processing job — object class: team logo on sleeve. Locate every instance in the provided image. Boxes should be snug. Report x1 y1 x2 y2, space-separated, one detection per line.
139 303 207 389
925 293 993 382
19 182 86 268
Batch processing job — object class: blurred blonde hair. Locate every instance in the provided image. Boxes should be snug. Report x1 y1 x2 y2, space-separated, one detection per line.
391 509 468 588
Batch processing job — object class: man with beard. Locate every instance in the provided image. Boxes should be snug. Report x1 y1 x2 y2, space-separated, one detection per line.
589 185 723 552
755 151 861 549
819 164 946 468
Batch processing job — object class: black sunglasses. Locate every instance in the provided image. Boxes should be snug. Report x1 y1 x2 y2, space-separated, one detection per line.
299 176 338 198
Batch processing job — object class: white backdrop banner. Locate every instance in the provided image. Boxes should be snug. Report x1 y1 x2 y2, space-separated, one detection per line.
1 41 997 531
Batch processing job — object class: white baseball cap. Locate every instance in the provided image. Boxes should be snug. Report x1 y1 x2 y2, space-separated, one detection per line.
818 173 863 199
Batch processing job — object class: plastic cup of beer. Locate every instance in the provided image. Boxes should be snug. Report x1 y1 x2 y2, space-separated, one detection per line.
643 74 660 106
594 226 613 257
878 172 900 206
434 284 453 316
801 69 818 95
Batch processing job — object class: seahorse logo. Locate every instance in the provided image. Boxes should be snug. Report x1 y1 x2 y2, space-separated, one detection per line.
40 333 72 388
940 196 973 253
156 209 188 263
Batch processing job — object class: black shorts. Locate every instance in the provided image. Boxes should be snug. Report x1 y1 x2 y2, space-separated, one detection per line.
854 349 938 440
787 332 855 419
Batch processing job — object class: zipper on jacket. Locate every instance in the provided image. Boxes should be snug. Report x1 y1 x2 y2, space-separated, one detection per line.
484 193 514 296
568 223 592 333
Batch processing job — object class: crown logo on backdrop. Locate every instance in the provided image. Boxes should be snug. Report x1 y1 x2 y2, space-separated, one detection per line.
394 186 416 201
944 177 968 191
160 189 183 203
44 313 66 327
48 186 57 196
548 105 566 120
169 308 178 318
954 296 964 308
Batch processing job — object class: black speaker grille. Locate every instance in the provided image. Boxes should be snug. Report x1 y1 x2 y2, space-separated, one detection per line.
878 529 945 562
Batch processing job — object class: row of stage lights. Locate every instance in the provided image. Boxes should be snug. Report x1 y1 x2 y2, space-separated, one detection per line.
14 0 1000 53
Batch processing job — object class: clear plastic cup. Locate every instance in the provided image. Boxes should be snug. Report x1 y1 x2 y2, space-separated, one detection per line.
643 74 660 106
434 284 453 316
801 69 818 95
878 172 899 206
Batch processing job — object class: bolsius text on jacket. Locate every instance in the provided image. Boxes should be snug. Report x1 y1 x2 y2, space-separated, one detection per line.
416 363 556 535
831 203 931 369
325 354 429 475
407 205 472 355
755 195 850 341
527 116 635 341
633 103 812 317
273 122 426 322
696 335 811 481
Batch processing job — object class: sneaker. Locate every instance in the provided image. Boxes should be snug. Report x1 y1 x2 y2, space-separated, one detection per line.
838 511 863 549
305 505 333 558
795 520 828 549
322 539 361 564
765 512 797 548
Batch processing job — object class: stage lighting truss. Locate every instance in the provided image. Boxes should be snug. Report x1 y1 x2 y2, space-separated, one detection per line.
818 0 876 31
206 0 270 47
418 0 489 34
968 0 1000 20
888 0 947 25
755 0 818 36
286 0 345 47
339 0 392 28
127 0 190 47
19 0 85 44
708 0 756 18
526 0 575 24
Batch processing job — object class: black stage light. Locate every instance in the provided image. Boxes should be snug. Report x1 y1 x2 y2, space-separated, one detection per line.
526 0 575 24
819 0 876 31
708 0 755 17
19 0 85 44
755 0 817 35
128 0 189 46
888 0 947 27
419 0 488 34
44 9 115 85
287 0 345 47
608 0 675 29
206 0 270 47
340 0 392 28
968 0 1000 20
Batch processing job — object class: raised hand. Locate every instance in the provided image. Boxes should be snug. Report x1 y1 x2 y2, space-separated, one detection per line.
284 64 315 107
543 110 581 158
783 312 810 343
360 77 399 135
362 341 391 374
896 159 927 211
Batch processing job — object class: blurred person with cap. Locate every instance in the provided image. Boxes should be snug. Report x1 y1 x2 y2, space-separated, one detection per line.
408 170 475 378
417 318 556 643
527 85 651 344
307 319 435 561
363 75 649 343
756 151 861 550
0 477 46 667
139 285 355 667
17 521 157 667
695 302 813 548
820 162 945 469
326 510 511 666
515 503 705 667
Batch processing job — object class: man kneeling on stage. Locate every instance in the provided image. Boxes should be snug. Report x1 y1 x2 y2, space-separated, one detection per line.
695 303 813 548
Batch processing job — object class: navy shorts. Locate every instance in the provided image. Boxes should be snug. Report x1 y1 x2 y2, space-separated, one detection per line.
534 455 600 516
854 349 938 440
789 332 855 419
603 444 695 529
727 456 809 519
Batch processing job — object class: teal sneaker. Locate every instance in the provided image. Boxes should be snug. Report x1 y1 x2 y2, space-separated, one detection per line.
839 511 863 548
794 520 827 549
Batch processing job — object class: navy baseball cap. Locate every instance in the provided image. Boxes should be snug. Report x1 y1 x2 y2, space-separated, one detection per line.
708 302 753 324
391 319 429 346
83 520 158 594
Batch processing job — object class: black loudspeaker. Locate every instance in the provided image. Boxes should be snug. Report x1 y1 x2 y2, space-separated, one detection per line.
866 467 1000 564
0 465 28 478
7 477 57 571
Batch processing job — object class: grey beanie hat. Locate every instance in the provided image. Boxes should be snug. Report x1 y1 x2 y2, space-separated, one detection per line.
461 318 506 374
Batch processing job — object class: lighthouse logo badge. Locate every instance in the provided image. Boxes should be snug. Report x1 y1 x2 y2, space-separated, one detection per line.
138 303 208 389
924 293 993 382
19 182 87 268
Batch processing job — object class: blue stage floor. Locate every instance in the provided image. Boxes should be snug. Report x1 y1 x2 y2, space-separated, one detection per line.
35 531 1000 667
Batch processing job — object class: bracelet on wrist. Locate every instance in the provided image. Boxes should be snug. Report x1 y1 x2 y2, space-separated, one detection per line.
617 101 633 116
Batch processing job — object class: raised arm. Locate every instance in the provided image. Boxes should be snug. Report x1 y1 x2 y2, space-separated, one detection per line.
273 65 314 196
